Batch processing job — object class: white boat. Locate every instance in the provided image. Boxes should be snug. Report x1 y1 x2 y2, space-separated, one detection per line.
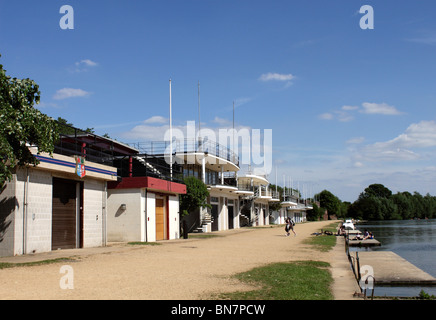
343 219 355 230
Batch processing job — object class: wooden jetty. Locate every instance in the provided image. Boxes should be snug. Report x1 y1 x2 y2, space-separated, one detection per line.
342 225 436 298
356 251 436 286
345 229 381 247
347 239 381 247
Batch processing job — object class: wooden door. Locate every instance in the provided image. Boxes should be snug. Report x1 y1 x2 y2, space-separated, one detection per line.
155 199 165 241
52 178 77 250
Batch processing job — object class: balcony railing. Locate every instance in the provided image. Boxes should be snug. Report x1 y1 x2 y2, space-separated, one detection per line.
50 121 182 182
129 139 239 168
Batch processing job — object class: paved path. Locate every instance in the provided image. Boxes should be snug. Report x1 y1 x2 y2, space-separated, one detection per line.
0 221 359 300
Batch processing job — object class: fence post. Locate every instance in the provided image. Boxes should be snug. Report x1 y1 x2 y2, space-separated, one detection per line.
356 251 361 281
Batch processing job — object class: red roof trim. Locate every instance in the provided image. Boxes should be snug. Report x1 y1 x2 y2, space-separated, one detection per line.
107 176 186 194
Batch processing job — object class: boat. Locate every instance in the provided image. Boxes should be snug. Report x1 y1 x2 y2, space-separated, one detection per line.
343 219 355 230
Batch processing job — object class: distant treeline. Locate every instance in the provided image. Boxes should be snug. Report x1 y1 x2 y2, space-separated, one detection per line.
308 184 436 221
347 184 436 220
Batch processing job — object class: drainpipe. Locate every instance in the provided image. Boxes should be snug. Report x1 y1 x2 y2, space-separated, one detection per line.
201 156 206 184
144 189 148 242
102 182 107 247
23 168 29 255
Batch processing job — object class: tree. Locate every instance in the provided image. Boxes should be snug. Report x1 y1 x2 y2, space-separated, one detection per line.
360 183 392 199
392 192 413 220
306 203 325 221
56 117 96 135
0 55 59 188
179 176 211 217
319 190 341 219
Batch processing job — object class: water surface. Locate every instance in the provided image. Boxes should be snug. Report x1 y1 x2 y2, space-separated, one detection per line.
352 219 436 297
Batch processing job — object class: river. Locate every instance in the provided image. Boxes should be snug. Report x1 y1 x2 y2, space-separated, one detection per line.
352 219 436 297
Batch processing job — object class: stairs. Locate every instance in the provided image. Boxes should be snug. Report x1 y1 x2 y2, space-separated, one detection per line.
193 212 213 233
134 156 162 176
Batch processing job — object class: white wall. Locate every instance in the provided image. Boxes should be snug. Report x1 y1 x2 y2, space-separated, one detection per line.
168 195 180 240
146 192 156 242
83 179 105 247
107 190 181 243
13 168 53 255
1 168 108 257
107 189 142 242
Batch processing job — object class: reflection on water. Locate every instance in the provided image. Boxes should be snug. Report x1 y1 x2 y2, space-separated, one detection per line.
352 219 436 297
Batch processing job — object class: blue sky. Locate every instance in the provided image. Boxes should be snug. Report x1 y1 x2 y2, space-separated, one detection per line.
2 0 436 201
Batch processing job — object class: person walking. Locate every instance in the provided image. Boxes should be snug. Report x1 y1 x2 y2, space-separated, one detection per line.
285 217 297 237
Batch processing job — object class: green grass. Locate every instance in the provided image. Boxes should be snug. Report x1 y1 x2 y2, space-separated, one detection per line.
0 257 76 269
303 223 338 252
219 260 333 300
127 241 162 246
188 233 222 239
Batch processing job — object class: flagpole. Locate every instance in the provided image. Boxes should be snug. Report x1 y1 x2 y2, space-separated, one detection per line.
169 78 173 180
198 81 201 140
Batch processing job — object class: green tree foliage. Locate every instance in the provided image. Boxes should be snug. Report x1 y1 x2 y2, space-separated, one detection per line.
348 183 436 220
56 117 96 135
319 190 341 219
179 176 211 217
360 183 392 199
306 203 324 221
0 55 59 188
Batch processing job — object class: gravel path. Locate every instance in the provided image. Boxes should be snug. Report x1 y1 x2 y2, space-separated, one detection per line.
0 221 351 300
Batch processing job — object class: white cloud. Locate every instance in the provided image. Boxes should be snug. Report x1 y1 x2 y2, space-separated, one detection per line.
259 72 295 82
234 97 252 108
53 88 91 100
342 105 359 111
212 117 232 126
144 116 167 124
353 161 364 168
70 59 98 73
121 124 169 141
318 110 354 122
319 102 403 122
360 102 403 115
76 59 98 67
352 120 436 164
373 120 436 149
318 113 334 120
346 137 365 144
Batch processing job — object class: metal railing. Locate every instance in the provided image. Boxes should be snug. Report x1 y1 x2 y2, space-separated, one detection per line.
50 121 182 182
129 139 239 167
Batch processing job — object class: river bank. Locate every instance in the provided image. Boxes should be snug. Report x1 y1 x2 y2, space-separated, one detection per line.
0 221 357 300
352 219 436 297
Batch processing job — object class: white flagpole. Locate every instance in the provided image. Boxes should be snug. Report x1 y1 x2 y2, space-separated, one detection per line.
198 81 201 142
169 78 173 180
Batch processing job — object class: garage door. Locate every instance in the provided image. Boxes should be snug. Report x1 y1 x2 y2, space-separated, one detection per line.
155 198 165 241
52 178 77 250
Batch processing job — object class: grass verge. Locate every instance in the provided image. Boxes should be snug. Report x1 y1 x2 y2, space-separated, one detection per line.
218 260 333 300
127 242 162 246
188 233 222 239
303 222 339 252
0 257 76 270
